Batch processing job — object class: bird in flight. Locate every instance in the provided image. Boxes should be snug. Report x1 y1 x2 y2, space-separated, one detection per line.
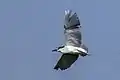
52 10 90 70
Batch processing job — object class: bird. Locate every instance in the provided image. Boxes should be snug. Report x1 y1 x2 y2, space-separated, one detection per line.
52 10 89 70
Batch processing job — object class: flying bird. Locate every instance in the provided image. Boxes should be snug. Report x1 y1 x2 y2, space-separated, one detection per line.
52 10 89 70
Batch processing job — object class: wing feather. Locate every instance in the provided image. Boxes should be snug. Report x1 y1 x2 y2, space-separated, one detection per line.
64 28 82 47
64 10 80 29
54 54 79 70
64 10 82 47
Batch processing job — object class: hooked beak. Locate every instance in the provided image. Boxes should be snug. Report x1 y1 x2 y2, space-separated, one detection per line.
52 49 57 52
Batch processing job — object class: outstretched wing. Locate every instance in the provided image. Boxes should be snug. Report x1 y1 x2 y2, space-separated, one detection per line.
64 24 82 47
64 10 80 29
54 54 79 70
64 10 82 47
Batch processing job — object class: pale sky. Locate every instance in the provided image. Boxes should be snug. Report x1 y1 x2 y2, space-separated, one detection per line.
0 0 120 80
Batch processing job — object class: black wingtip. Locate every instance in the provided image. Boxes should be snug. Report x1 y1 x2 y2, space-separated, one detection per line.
60 67 68 70
54 66 59 70
54 65 68 71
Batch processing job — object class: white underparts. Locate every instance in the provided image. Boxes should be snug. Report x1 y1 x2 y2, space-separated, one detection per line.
58 45 88 54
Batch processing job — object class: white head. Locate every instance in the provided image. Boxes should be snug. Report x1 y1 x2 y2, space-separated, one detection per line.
57 47 65 53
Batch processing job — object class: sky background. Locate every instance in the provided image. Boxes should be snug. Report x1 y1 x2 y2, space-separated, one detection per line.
0 0 120 80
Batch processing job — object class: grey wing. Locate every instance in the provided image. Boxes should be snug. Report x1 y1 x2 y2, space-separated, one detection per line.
64 10 80 29
54 54 79 70
64 28 82 47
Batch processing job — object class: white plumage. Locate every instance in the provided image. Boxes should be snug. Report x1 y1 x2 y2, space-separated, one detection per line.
52 10 89 70
58 45 87 54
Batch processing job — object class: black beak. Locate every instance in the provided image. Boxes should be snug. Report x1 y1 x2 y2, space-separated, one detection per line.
52 49 57 52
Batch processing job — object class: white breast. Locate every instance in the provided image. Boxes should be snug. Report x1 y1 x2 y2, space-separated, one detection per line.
66 46 80 53
66 46 87 53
